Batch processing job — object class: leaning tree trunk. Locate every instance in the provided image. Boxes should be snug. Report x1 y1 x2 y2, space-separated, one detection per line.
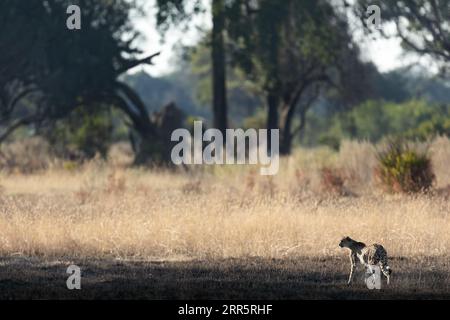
113 82 164 165
212 0 228 136
123 114 164 166
279 83 321 155
132 127 165 165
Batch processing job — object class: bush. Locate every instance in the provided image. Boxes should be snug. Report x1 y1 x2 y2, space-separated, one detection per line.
0 137 52 174
375 140 435 193
243 110 267 130
318 135 340 151
46 105 113 160
320 167 346 195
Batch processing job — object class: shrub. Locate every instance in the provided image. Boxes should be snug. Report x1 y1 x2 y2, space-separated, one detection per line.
0 137 52 173
181 180 202 195
430 136 450 188
375 140 435 193
320 167 347 195
318 135 340 151
46 105 113 160
338 140 377 188
105 170 127 194
243 110 267 131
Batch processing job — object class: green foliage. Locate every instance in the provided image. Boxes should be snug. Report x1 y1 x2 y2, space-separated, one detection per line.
2 0 140 108
172 42 263 125
299 67 450 147
375 140 435 193
155 0 204 33
185 116 205 132
1 0 170 164
407 112 450 140
318 135 340 151
353 0 450 74
228 0 366 96
47 106 113 159
337 100 450 142
242 110 267 130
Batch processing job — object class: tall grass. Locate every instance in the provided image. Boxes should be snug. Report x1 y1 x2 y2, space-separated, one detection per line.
0 137 448 260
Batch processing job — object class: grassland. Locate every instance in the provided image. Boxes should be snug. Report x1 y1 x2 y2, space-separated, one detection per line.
0 138 449 299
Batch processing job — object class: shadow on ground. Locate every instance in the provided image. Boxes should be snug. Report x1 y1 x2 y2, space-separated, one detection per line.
0 256 449 299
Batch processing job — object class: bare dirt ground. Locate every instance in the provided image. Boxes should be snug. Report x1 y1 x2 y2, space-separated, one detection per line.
1 255 449 300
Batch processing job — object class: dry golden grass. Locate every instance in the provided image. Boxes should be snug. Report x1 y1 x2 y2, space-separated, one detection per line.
0 137 449 262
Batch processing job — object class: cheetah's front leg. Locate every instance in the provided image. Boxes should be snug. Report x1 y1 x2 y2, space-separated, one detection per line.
347 253 356 285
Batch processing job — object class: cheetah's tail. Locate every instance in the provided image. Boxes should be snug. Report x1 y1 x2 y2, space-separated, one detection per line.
380 256 392 276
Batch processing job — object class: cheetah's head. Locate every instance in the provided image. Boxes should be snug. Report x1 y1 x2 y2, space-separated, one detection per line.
339 236 352 248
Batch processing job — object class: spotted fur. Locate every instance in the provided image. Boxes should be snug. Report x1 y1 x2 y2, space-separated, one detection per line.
339 236 392 285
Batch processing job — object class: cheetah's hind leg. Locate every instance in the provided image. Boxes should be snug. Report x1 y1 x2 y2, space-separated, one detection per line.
380 264 392 285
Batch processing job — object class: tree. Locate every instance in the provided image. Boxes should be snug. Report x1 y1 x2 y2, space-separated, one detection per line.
173 40 264 125
353 0 450 73
339 99 450 142
228 0 372 154
0 0 163 164
0 1 45 137
211 0 228 134
156 0 229 135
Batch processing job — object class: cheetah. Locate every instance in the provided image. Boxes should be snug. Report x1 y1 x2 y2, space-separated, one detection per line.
339 236 392 285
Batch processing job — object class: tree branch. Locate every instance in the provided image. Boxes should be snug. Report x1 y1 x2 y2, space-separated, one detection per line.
8 87 37 114
117 52 161 75
395 18 450 61
110 92 146 131
115 81 150 119
112 84 159 139
292 86 321 137
0 116 35 143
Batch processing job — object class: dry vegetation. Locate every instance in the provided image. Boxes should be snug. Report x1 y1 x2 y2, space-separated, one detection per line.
0 137 449 299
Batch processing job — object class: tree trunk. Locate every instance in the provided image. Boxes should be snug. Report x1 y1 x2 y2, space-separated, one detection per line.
113 83 163 165
267 92 279 131
280 132 293 155
123 113 164 166
131 126 165 165
280 125 293 155
267 91 279 152
280 103 296 155
212 0 228 136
